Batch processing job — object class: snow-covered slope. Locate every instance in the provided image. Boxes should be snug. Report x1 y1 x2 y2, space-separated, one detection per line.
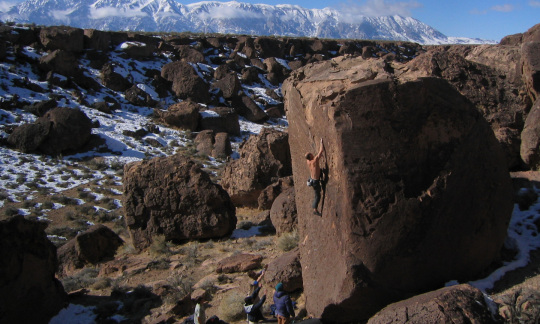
0 0 494 45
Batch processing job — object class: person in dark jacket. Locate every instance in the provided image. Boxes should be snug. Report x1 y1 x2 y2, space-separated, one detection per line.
244 285 267 324
273 283 294 324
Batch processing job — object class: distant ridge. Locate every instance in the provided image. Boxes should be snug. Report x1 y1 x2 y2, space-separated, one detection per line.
0 0 495 45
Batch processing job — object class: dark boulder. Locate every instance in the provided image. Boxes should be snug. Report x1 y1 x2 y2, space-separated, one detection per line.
123 154 236 250
0 216 67 323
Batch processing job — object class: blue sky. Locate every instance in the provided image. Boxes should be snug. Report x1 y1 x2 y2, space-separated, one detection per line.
169 0 539 41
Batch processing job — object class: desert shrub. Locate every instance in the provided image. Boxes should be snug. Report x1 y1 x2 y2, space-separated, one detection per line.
499 288 540 323
41 201 54 209
52 195 77 205
4 207 20 217
147 258 171 270
61 268 99 292
167 275 194 297
237 220 254 230
92 277 112 290
198 277 216 294
149 235 171 257
219 290 245 322
277 230 299 252
252 239 273 251
180 242 200 265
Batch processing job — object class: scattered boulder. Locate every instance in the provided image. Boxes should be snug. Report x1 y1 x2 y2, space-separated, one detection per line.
125 84 158 107
283 56 513 321
194 130 231 158
231 94 268 123
270 187 297 235
265 248 302 292
123 154 236 250
40 26 84 52
264 57 289 85
174 45 205 63
23 98 57 117
84 29 112 51
101 62 132 92
367 284 499 324
57 224 124 276
7 107 93 155
119 41 155 59
216 253 263 273
161 61 209 103
211 72 241 99
199 107 241 136
155 101 201 131
221 128 292 207
0 216 68 323
521 99 540 169
39 49 79 77
258 176 294 210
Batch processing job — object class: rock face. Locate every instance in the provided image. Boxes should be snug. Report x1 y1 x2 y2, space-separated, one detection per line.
123 154 236 250
0 216 68 323
7 107 93 155
283 56 513 321
220 128 292 207
57 224 124 276
521 99 540 169
161 61 209 103
367 284 498 324
155 101 201 131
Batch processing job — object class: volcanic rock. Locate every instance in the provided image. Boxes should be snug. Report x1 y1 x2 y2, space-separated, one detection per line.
521 99 540 169
0 216 68 323
367 284 499 324
283 56 513 321
40 26 84 52
199 107 241 136
39 49 79 77
161 61 209 102
216 253 263 273
265 248 302 292
221 128 292 207
57 224 124 276
123 154 236 250
258 176 294 210
7 107 93 155
155 101 201 131
101 62 132 92
270 187 297 235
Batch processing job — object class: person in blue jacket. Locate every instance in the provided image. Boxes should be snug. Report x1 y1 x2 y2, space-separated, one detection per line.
244 285 267 324
273 282 295 324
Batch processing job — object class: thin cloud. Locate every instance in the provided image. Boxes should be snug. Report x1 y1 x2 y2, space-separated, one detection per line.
0 0 17 12
491 4 514 12
469 8 488 15
199 6 264 20
51 9 74 21
90 6 148 19
337 0 422 18
529 0 540 7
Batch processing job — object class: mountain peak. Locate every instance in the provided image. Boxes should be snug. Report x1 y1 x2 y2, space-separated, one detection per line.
0 0 494 45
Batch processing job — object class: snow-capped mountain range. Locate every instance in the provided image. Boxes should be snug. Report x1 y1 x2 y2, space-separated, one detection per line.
0 0 493 45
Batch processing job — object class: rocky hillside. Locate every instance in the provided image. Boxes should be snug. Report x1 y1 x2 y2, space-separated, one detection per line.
0 21 540 323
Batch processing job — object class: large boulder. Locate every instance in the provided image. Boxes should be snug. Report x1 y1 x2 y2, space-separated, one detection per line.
521 99 540 169
270 187 297 235
7 107 93 155
155 101 201 131
101 62 132 92
0 216 68 323
520 41 540 103
194 130 232 159
283 56 513 322
258 176 294 210
39 49 79 77
40 26 84 52
221 128 292 207
406 48 528 169
367 284 499 324
57 224 124 276
265 248 303 292
199 107 241 136
161 61 209 103
216 253 263 273
123 154 236 250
